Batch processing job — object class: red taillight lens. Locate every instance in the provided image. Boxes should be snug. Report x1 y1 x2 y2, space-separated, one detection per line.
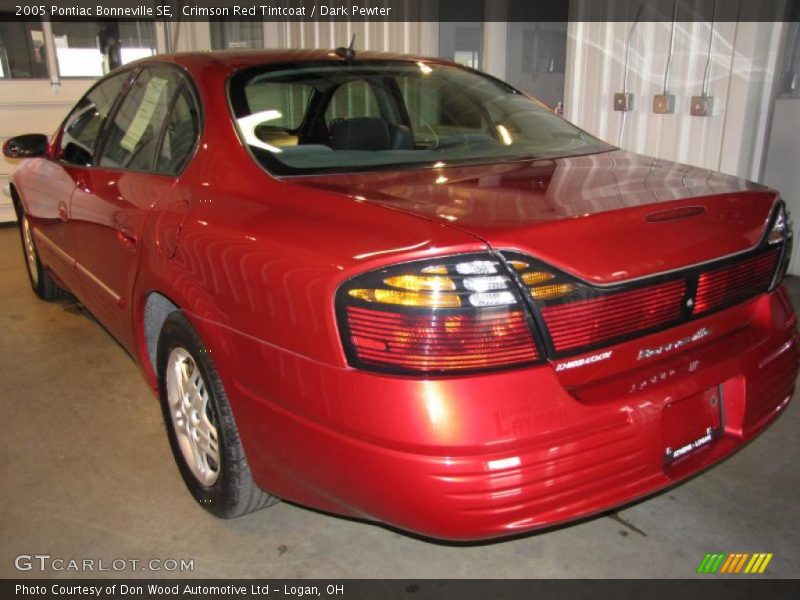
542 280 686 352
346 306 537 372
337 254 540 374
503 221 788 358
694 249 779 315
506 251 690 354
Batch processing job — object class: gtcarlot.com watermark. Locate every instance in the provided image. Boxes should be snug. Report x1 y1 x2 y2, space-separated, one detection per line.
14 554 194 573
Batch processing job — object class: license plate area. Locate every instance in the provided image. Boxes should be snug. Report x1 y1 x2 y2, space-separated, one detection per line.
662 386 723 463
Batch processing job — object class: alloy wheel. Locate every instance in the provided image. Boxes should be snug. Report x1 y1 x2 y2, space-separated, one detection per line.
165 347 220 487
21 215 39 286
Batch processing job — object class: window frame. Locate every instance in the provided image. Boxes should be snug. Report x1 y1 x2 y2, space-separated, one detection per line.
226 59 609 178
94 64 201 175
55 65 140 167
152 81 203 176
55 61 203 178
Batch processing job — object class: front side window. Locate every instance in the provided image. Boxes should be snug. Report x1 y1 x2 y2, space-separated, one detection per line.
98 66 185 172
229 61 613 175
59 70 131 166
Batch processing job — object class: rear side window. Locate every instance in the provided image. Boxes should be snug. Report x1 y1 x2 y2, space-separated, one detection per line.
59 70 130 166
156 87 200 174
98 66 185 172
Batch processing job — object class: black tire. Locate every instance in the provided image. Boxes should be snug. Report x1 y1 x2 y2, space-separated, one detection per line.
156 311 278 518
18 211 68 301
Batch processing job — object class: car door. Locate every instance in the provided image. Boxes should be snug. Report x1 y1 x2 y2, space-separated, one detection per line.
70 65 199 350
25 70 132 292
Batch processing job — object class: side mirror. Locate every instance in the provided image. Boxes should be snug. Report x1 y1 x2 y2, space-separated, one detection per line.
3 134 49 159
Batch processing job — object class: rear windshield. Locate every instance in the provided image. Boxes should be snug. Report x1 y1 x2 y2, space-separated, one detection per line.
228 60 613 175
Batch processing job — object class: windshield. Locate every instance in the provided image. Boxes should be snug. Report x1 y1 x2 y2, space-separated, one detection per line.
228 60 613 175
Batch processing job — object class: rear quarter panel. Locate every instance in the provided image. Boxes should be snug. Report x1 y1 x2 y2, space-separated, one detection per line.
132 57 485 377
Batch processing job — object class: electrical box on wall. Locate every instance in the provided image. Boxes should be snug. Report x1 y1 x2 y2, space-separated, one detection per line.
653 94 675 114
690 96 713 116
614 93 633 111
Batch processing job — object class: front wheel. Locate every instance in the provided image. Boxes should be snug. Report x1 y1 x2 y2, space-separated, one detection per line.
156 311 278 518
18 212 67 301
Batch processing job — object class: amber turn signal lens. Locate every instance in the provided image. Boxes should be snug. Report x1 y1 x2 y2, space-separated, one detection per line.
348 288 462 308
529 283 575 300
521 271 555 286
507 260 529 271
384 274 456 291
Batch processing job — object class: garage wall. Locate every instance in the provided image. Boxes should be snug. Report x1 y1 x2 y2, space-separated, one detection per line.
166 21 439 56
563 20 784 182
763 97 800 273
269 21 438 54
0 79 95 222
2 17 785 221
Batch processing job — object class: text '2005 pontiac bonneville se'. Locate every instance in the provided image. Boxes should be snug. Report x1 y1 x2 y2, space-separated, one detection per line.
4 49 797 540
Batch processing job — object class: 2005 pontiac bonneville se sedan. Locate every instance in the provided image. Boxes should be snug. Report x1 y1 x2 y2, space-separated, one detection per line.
4 50 798 540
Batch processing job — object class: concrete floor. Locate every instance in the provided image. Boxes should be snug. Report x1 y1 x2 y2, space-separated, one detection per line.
1 224 798 579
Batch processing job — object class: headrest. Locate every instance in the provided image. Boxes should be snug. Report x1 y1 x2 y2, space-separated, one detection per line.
330 117 390 151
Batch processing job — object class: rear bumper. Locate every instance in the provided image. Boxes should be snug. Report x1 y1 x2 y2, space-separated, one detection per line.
190 288 799 541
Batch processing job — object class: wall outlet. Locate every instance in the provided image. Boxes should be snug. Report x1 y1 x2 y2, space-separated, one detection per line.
690 96 713 116
653 94 675 114
614 92 633 111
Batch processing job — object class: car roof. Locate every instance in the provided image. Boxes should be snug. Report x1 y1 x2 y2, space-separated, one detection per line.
134 49 455 71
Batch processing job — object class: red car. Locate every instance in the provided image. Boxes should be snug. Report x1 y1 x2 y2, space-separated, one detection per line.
4 50 797 541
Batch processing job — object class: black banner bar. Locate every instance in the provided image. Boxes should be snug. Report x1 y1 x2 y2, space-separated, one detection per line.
0 0 798 22
3 579 800 600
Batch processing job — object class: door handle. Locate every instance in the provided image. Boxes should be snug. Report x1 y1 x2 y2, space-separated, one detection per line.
116 227 138 251
57 201 68 221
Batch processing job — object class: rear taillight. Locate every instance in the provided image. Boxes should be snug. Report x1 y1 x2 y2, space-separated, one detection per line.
694 249 779 314
336 254 540 374
502 253 687 355
338 202 793 374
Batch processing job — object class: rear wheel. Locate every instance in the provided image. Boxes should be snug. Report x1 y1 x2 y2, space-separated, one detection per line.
18 212 67 301
156 311 278 518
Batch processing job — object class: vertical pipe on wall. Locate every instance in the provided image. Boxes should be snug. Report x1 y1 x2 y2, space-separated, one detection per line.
702 0 719 96
619 4 645 147
621 3 644 94
564 21 583 123
716 20 739 174
156 22 169 54
40 18 60 90
662 0 678 94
